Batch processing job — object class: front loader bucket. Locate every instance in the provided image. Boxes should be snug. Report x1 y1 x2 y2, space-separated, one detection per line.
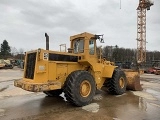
123 69 143 91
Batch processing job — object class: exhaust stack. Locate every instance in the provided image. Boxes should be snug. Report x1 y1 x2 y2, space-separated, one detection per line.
45 33 49 50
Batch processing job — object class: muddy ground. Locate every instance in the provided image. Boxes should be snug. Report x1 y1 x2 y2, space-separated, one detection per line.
0 68 160 120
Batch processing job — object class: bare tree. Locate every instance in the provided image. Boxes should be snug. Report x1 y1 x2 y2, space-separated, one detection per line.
10 46 18 56
18 48 24 60
19 48 24 54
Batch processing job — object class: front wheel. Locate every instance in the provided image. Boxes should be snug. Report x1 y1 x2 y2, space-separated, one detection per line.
64 70 96 107
106 69 127 95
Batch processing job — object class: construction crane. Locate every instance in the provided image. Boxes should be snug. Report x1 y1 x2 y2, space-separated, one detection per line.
136 0 154 63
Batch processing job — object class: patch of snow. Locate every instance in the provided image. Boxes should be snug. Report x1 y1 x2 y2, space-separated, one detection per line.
93 94 103 100
82 103 99 113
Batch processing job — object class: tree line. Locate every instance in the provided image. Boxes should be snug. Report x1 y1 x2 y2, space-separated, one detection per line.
0 40 24 59
102 45 160 63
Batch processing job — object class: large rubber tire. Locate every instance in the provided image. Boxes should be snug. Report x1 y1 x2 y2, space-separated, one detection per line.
64 70 96 107
106 69 127 95
43 89 63 97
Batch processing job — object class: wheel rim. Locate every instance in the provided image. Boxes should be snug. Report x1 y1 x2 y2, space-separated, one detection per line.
80 80 91 97
119 77 125 88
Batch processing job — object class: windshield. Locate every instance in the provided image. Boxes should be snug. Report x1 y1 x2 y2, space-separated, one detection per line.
73 38 84 53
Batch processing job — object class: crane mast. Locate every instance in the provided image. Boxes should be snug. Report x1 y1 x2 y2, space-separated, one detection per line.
137 0 153 63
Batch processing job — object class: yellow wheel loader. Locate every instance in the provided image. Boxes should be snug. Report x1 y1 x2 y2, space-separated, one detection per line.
14 32 142 106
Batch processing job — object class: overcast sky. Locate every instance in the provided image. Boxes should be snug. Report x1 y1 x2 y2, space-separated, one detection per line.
0 0 159 52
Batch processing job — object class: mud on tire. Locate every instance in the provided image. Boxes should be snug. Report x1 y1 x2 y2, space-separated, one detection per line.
106 69 127 95
64 70 96 107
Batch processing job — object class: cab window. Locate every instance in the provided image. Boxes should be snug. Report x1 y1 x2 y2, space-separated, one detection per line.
73 38 84 53
89 39 95 55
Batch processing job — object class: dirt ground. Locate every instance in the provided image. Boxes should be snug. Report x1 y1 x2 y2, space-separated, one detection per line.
0 68 160 120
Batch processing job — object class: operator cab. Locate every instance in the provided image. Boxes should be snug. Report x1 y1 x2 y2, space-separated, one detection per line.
69 32 104 56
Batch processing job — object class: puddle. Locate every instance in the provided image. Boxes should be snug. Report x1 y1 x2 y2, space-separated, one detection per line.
60 93 99 102
132 91 157 100
82 103 99 113
0 109 5 116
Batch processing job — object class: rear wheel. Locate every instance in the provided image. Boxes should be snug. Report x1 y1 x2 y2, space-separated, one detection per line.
64 70 96 106
106 69 127 95
43 89 63 97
